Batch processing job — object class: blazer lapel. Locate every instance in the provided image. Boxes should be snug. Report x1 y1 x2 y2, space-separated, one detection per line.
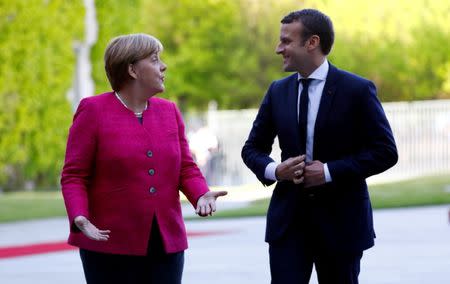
313 63 338 151
286 74 301 149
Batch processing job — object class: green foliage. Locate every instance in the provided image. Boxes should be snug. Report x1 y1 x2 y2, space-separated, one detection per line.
90 0 301 110
1 0 449 190
0 0 84 190
143 0 247 110
90 0 449 108
91 0 147 95
313 0 450 102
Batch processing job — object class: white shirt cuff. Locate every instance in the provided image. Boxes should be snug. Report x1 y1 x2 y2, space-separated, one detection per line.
324 163 332 183
265 162 279 181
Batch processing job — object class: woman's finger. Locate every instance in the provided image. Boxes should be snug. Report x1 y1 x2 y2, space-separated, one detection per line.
204 204 212 216
201 205 206 216
213 191 228 198
210 201 217 213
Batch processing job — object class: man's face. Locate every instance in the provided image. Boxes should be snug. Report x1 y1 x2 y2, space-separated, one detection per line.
275 21 309 72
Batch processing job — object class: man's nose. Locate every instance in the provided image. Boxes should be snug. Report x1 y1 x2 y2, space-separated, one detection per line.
275 44 283 54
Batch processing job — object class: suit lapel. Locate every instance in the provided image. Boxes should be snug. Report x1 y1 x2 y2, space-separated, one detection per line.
313 63 339 151
286 74 301 148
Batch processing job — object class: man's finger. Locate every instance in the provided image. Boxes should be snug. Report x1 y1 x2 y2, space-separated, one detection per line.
293 176 304 184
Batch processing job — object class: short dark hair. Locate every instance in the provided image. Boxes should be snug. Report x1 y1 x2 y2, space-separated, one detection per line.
281 9 334 55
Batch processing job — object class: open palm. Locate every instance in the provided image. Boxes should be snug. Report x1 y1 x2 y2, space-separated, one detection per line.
195 191 228 217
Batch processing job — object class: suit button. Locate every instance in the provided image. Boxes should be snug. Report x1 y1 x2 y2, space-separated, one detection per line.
148 169 155 175
147 150 153 157
149 187 156 194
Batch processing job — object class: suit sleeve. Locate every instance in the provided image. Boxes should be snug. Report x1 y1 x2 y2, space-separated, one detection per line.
241 83 278 186
173 103 209 208
60 98 97 232
327 81 398 182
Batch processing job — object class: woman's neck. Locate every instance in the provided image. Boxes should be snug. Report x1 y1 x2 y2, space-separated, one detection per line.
115 88 148 113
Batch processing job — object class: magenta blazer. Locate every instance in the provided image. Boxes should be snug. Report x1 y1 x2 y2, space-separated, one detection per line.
61 92 209 255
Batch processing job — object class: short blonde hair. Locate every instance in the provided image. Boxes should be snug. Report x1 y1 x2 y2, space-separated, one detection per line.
104 33 163 91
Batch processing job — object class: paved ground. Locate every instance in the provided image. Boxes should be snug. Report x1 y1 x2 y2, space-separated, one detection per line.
0 205 449 283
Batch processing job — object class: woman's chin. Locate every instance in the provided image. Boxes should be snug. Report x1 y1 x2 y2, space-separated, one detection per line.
149 86 165 96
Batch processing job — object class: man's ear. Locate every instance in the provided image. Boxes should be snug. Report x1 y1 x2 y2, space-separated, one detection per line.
128 64 137 79
307 35 321 51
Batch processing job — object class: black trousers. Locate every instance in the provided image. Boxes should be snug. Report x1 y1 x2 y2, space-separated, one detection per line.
79 220 184 284
269 223 363 284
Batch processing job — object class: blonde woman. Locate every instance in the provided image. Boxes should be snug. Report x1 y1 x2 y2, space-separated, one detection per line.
61 33 227 283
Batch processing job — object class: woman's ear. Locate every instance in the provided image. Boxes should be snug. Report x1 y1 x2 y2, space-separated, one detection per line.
128 64 138 79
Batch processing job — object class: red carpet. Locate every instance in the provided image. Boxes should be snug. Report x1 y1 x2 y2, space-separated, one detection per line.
0 230 229 259
0 241 74 259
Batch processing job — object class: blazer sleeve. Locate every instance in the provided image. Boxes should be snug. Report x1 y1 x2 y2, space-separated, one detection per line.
327 81 398 182
241 82 278 186
173 103 209 207
60 98 98 232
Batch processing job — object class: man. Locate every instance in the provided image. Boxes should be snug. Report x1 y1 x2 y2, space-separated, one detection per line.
241 9 398 283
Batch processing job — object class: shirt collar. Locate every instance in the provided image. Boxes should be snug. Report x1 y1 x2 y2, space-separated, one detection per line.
297 60 329 82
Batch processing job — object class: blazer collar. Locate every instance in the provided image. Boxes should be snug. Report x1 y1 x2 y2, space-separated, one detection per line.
313 62 339 147
285 63 340 155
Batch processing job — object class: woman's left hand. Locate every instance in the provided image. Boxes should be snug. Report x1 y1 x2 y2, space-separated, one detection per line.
195 191 228 217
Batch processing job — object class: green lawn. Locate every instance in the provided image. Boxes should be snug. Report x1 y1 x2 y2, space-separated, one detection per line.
1 175 449 223
0 191 67 223
191 174 450 220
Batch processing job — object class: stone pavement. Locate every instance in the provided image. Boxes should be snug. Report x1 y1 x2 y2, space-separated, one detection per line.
1 205 449 283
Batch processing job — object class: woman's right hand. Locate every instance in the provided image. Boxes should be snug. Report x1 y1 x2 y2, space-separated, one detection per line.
74 216 111 241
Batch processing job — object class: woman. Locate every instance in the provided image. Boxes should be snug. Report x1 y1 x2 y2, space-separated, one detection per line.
61 33 227 283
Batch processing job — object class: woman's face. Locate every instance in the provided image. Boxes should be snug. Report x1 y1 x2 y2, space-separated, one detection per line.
132 52 167 95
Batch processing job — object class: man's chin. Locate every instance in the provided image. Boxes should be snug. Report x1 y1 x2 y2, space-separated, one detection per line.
283 65 295 72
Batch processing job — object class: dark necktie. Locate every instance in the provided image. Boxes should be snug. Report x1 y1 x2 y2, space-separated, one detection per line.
299 78 313 155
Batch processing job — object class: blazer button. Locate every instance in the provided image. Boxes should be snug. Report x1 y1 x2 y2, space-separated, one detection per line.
148 169 155 175
149 187 156 194
147 150 153 157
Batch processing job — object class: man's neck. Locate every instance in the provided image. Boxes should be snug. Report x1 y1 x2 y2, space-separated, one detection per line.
298 56 326 78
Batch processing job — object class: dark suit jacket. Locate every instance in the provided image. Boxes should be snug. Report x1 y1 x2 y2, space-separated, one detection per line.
241 63 398 252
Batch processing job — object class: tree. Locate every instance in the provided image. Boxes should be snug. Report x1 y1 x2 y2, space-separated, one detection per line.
0 0 84 190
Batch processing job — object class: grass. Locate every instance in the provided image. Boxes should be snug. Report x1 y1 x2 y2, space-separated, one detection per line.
0 191 66 223
190 174 450 220
370 175 450 208
1 175 449 223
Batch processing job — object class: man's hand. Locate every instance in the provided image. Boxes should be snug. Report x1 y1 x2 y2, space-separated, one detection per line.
74 216 110 241
275 155 306 184
196 191 228 217
303 160 326 188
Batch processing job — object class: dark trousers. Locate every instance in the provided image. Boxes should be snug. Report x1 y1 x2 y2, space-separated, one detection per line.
79 221 184 284
269 223 362 284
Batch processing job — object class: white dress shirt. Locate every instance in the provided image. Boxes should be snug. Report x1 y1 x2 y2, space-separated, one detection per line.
265 60 332 182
